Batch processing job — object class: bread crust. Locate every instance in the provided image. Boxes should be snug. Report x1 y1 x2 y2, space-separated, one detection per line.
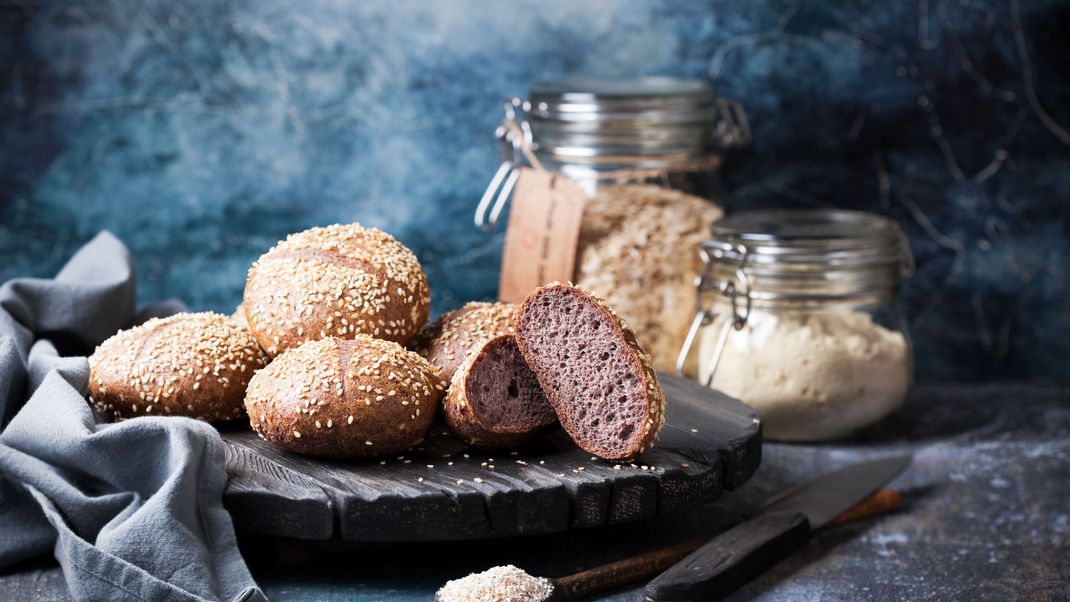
514 283 665 460
411 301 517 381
245 336 446 458
88 312 268 423
442 335 552 449
243 224 430 357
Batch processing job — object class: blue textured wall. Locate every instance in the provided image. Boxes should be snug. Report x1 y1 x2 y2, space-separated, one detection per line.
1 0 1067 381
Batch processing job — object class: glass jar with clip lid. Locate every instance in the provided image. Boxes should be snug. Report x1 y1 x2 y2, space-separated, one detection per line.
676 209 915 441
475 76 750 372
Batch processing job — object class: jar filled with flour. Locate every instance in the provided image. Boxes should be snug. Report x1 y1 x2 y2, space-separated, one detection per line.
677 210 914 441
476 76 750 372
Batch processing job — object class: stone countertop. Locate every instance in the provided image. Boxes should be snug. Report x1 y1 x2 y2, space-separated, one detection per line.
3 382 1067 600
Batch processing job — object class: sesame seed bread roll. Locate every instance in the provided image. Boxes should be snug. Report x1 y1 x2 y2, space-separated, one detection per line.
442 334 555 449
411 301 517 381
514 283 665 461
243 224 430 357
88 312 269 423
245 336 446 458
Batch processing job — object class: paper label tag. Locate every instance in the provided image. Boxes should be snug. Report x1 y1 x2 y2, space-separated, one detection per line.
498 167 586 303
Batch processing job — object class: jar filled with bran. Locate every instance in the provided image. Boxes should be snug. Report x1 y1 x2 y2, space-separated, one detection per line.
476 76 750 372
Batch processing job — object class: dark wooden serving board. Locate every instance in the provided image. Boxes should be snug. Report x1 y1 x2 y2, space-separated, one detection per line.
221 373 761 542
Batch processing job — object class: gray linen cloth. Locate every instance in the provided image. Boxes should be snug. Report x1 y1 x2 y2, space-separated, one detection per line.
0 232 265 601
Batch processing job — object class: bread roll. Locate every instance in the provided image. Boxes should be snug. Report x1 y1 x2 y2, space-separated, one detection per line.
243 224 430 357
411 301 517 381
442 334 555 449
245 336 446 458
514 283 665 461
88 312 268 423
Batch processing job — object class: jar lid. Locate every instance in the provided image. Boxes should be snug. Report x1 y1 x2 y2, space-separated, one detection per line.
526 76 749 169
702 209 911 302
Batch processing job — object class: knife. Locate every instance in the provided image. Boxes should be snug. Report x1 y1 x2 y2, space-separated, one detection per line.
644 455 911 602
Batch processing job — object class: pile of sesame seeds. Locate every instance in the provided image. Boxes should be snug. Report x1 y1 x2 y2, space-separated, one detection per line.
436 565 553 602
243 224 430 356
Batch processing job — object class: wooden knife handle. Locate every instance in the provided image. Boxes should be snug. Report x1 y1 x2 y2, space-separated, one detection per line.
828 488 902 526
551 539 705 601
644 511 811 602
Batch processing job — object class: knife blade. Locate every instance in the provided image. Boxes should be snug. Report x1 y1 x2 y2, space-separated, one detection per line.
645 455 911 602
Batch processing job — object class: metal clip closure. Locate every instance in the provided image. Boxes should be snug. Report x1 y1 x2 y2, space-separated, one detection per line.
675 243 751 387
712 97 752 148
474 98 532 232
